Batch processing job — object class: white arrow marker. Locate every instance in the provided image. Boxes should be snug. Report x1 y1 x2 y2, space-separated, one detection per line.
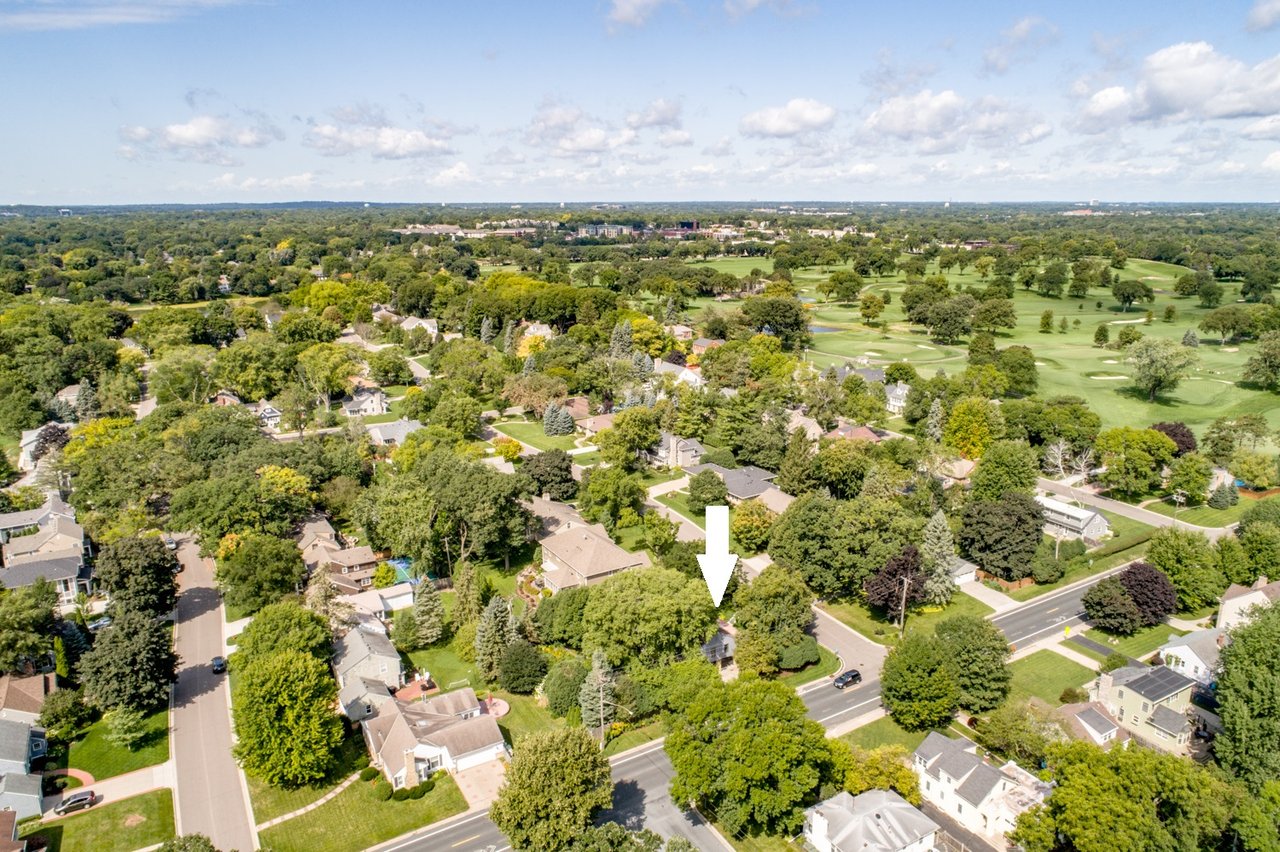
697 505 738 607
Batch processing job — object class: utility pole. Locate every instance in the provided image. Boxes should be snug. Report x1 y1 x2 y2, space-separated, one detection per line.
898 574 911 638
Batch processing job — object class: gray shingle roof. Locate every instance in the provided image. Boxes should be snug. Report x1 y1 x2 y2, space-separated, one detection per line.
1148 704 1190 736
0 720 31 765
1161 628 1223 672
955 762 1005 807
686 463 777 500
0 772 41 798
1 554 87 587
1075 706 1117 736
805 789 938 852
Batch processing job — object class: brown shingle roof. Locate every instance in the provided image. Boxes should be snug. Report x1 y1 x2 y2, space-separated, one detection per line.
0 674 56 716
541 523 651 580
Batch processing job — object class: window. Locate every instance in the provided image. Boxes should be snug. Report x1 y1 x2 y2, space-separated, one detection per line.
1118 690 1125 699
1142 702 1149 713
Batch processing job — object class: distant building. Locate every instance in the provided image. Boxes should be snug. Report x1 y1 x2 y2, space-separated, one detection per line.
366 419 424 447
884 381 911 416
342 389 389 418
0 492 92 605
803 789 939 852
913 732 1049 841
211 389 243 407
786 410 824 441
652 360 705 387
701 621 737 669
754 485 795 515
664 323 695 340
575 412 616 438
17 423 71 473
1035 495 1111 544
247 399 283 430
649 432 706 469
400 317 439 336
691 338 723 355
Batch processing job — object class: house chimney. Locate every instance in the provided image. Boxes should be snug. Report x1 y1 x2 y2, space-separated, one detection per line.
403 749 419 788
1255 576 1270 588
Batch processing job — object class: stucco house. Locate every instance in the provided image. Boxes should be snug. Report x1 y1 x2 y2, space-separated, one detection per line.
803 790 939 852
1098 665 1195 754
363 688 508 786
334 626 404 692
1159 628 1224 686
649 432 706 469
539 522 651 593
1217 576 1280 632
342 389 389 418
786 410 824 441
575 412 616 438
1035 494 1111 544
913 732 1049 842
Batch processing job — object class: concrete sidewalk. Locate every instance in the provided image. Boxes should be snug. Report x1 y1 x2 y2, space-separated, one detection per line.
42 763 175 817
959 579 1020 613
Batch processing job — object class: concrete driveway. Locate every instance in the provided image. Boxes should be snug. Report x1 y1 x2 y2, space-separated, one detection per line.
452 759 506 809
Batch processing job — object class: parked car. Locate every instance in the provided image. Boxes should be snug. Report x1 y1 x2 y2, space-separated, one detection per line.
211 656 227 674
53 791 96 815
833 669 862 689
87 617 112 632
163 535 178 551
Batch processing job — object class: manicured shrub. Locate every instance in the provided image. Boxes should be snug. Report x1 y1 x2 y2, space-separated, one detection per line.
1059 687 1088 704
777 636 821 671
1101 652 1130 673
373 780 393 801
359 766 380 782
499 640 548 694
391 788 411 801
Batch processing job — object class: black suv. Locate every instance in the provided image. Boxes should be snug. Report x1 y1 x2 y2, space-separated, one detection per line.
833 669 863 689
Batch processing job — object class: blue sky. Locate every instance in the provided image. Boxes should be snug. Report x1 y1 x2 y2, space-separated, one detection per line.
2 0 1279 203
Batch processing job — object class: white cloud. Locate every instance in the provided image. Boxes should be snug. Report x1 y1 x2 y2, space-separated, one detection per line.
1263 151 1280 172
626 98 682 129
305 124 452 159
0 0 246 31
860 49 937 97
119 113 282 165
865 90 1049 153
425 162 476 186
607 0 668 28
982 16 1059 75
739 98 835 137
658 129 692 146
213 172 318 192
1248 0 1280 30
1243 115 1280 140
524 100 637 157
1075 86 1139 133
702 136 734 157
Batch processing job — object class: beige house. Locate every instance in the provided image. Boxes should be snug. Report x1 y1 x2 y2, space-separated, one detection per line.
539 522 651 593
1098 665 1195 754
334 626 404 692
575 412 616 438
362 688 507 786
1217 576 1280 632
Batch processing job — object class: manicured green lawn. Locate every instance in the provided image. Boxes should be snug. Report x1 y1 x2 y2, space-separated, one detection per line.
717 823 800 852
635 467 684 488
1097 510 1155 540
603 719 667 757
60 707 169 781
655 492 756 554
258 772 468 852
1006 541 1150 602
821 592 993 646
1006 650 1097 706
21 789 175 852
493 419 578 452
841 716 941 752
494 690 564 748
572 450 601 466
247 732 369 823
778 645 840 687
1143 492 1277 527
1084 624 1186 661
406 645 480 693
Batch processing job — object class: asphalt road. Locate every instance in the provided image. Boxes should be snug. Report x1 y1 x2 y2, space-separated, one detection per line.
171 538 258 852
375 742 729 852
990 570 1121 648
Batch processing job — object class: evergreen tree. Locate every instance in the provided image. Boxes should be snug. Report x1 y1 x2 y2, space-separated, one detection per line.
501 322 516 353
544 402 563 436
414 581 445 646
775 429 816 496
475 596 518 682
557 406 576 434
1094 324 1110 347
453 560 483 625
523 354 536 375
610 320 633 358
925 398 945 444
578 649 616 731
75 377 98 422
480 316 495 345
1182 328 1199 348
1208 481 1239 509
921 510 957 606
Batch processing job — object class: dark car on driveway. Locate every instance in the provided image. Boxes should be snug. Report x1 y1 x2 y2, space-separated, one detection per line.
834 669 862 689
53 791 96 815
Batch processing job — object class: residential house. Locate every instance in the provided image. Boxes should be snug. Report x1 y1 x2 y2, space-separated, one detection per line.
211 389 242 407
575 412 616 438
363 688 507 786
884 381 911 416
0 674 56 725
339 676 397 722
936 458 976 490
652 359 705 387
701 622 737 670
1059 701 1127 748
0 494 92 605
913 732 1049 842
691 337 723 355
400 316 439 336
247 399 283 430
949 555 980 585
560 396 591 421
521 322 556 340
0 810 25 852
17 423 71 473
1035 495 1111 544
1098 665 1195 754
803 790 940 852
298 515 340 570
334 626 404 692
649 432 706 469
1159 628 1224 686
786 410 825 441
0 720 44 820
342 389 389 418
54 384 81 410
539 522 651 593
346 582 415 625
1217 576 1280 632
826 421 883 443
367 419 424 447
372 305 402 325
326 546 381 593
755 485 795 515
684 463 778 502
665 323 695 340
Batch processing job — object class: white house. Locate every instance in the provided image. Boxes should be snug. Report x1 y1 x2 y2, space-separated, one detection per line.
366 419 424 447
803 790 939 852
653 360 705 388
363 688 508 786
521 321 556 340
1059 701 1127 748
913 732 1049 842
884 381 911 416
247 399 283 429
1035 494 1111 544
649 432 706 469
401 316 439 336
1217 576 1280 632
342 389 389 418
17 423 71 472
1159 628 1224 686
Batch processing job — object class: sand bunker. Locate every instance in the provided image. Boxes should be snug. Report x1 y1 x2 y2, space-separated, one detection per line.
1090 375 1128 381
1108 318 1147 325
1102 359 1119 364
915 344 936 350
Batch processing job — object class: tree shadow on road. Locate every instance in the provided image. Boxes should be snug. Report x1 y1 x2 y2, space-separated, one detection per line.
596 779 646 831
